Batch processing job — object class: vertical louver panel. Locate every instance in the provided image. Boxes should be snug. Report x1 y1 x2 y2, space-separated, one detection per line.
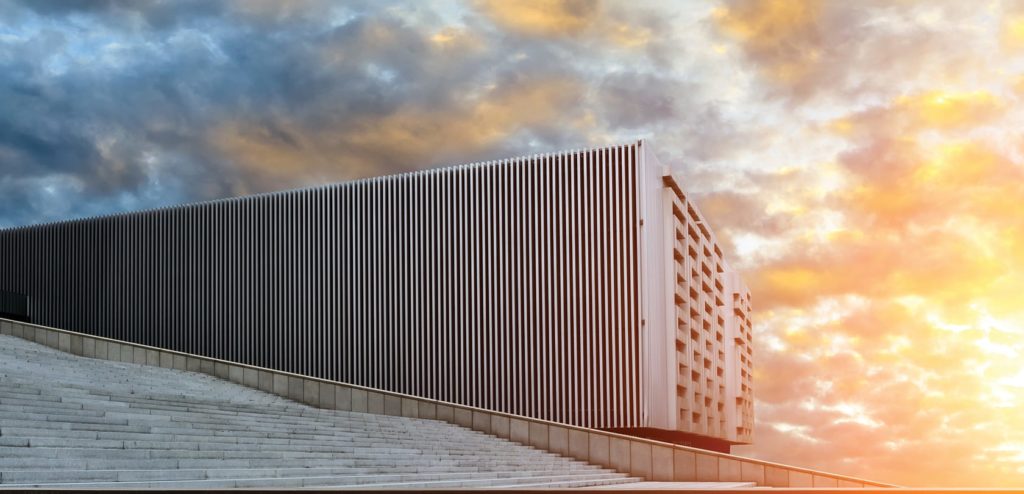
0 143 644 429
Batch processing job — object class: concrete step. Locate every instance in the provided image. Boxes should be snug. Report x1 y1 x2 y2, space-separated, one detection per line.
0 382 453 428
1 472 635 489
0 394 491 438
0 333 640 489
0 446 596 468
1 468 616 484
0 456 585 471
0 426 503 450
0 385 444 428
0 415 521 444
0 428 570 461
4 450 595 474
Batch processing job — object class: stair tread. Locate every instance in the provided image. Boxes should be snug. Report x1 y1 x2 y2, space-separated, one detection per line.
0 333 638 488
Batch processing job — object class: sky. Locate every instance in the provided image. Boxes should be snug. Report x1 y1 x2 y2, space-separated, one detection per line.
1 0 1023 486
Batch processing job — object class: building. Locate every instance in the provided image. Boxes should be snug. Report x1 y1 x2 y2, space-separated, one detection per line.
0 140 752 451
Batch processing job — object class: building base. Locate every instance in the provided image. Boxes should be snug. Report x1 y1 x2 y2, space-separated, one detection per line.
601 427 742 454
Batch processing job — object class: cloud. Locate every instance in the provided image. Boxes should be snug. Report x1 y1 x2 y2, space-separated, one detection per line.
208 75 585 188
0 4 528 224
10 0 225 30
713 0 824 88
0 0 712 229
738 294 1024 486
745 85 1024 309
724 16 1024 482
712 0 986 102
470 0 657 48
596 73 677 129
471 0 601 37
4 0 1024 487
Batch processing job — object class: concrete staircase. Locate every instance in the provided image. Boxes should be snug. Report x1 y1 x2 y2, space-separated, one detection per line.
0 334 643 489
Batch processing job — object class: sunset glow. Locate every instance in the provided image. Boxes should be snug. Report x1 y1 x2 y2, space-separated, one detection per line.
1 0 1022 486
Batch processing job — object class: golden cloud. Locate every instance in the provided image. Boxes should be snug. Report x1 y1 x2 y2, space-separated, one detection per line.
713 0 821 43
900 91 1002 129
712 1 987 102
1003 13 1024 49
429 27 486 53
742 291 1024 486
734 76 1024 484
712 0 824 86
473 0 598 36
471 0 652 47
826 91 1004 145
208 77 584 188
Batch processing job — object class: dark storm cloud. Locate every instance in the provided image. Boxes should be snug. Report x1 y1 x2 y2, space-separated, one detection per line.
0 1 239 227
11 0 225 29
0 1 449 227
0 0 724 229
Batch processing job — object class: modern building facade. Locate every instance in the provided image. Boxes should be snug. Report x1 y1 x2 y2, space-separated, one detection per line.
0 140 752 450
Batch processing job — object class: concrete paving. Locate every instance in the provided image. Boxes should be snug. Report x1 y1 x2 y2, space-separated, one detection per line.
0 334 644 489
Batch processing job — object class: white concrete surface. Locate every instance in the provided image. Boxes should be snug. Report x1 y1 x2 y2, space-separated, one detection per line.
0 334 645 489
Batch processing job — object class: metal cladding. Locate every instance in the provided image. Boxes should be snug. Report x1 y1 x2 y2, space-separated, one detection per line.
0 140 752 445
0 290 28 322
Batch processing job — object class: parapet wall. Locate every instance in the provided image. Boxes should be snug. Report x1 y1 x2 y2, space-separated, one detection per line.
0 317 894 488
